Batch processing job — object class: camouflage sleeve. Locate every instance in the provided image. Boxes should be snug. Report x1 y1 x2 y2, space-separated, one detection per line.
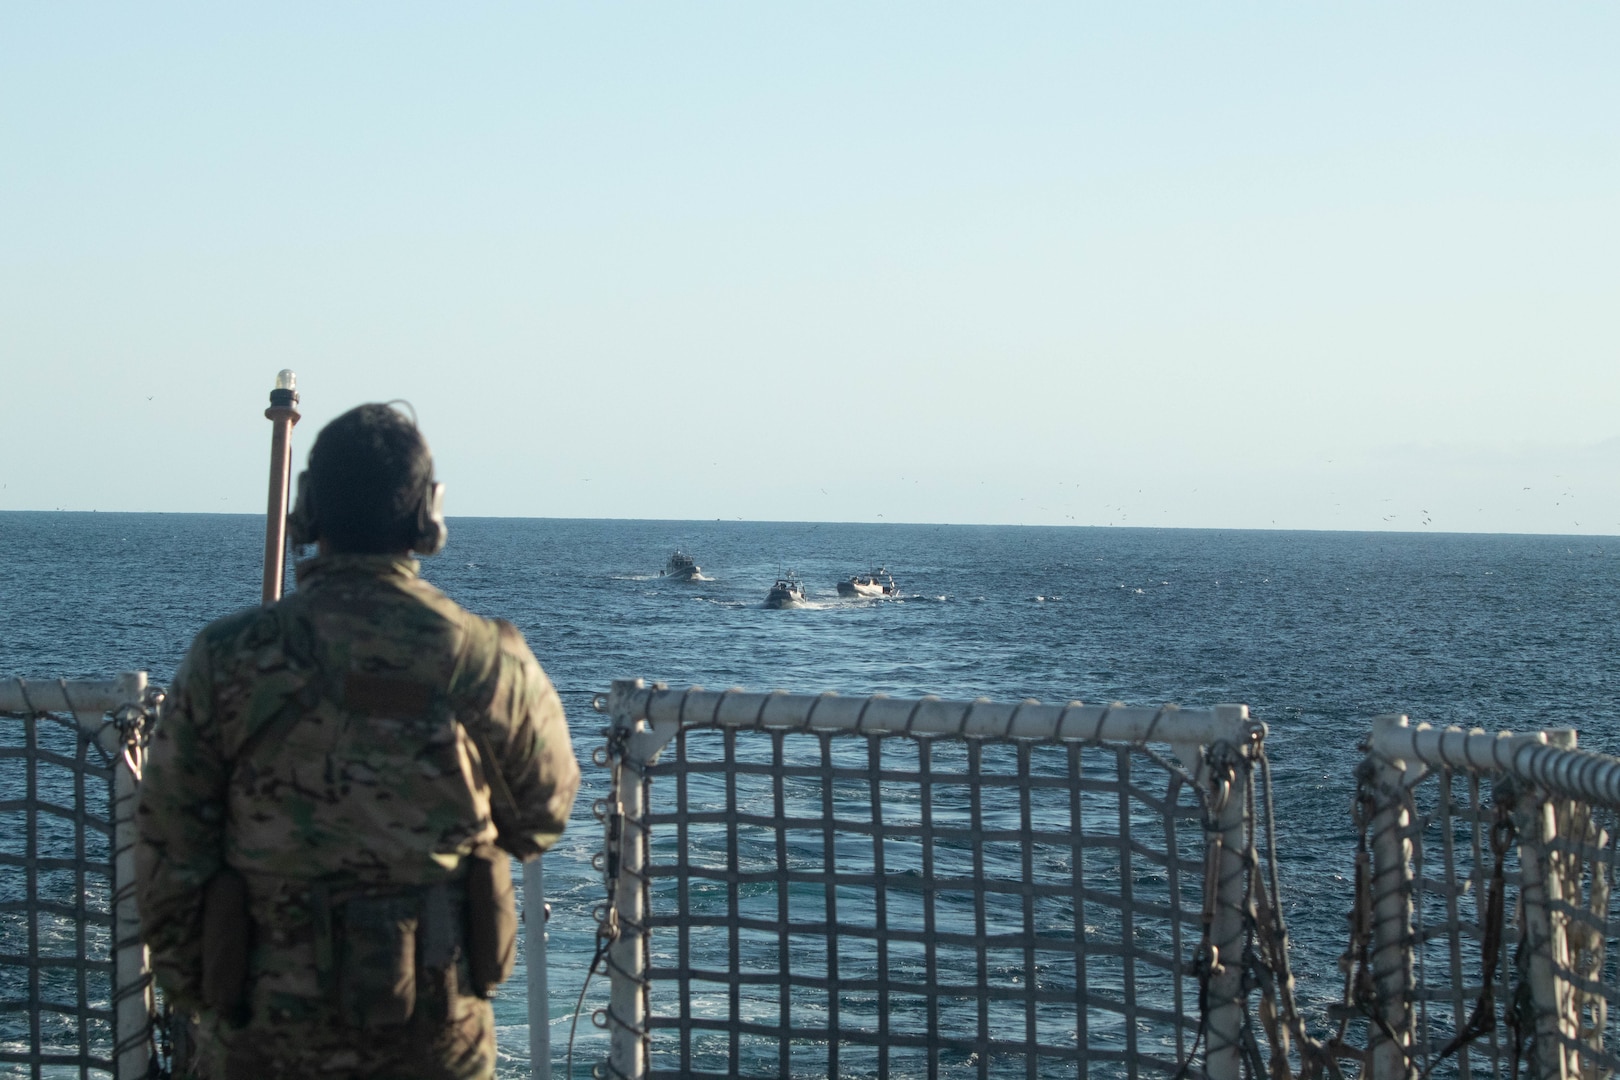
482 621 581 860
135 634 228 1006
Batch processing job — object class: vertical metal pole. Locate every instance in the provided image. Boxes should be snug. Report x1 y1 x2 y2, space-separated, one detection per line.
1520 795 1572 1080
1365 719 1419 1080
525 858 551 1080
1203 705 1253 1080
607 681 649 1080
262 370 301 604
101 671 153 1080
25 711 40 1075
1519 728 1579 1080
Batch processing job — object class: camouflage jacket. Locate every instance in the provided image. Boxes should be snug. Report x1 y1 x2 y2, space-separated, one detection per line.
135 553 581 1005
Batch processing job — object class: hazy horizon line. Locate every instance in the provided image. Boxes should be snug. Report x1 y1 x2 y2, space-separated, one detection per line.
2 507 1612 542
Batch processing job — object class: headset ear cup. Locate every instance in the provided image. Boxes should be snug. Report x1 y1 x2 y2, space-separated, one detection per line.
414 481 448 555
287 471 319 548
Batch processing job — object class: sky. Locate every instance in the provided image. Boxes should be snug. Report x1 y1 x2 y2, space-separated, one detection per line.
2 5 1616 532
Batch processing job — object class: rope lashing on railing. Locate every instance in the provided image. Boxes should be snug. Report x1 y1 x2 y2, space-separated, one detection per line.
107 686 161 782
1248 723 1334 1080
1371 719 1620 813
1328 756 1425 1079
1357 716 1620 1080
1172 719 1339 1080
1333 719 1620 1080
1421 794 1516 1075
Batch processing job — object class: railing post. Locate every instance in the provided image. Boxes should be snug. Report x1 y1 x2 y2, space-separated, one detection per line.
97 672 154 1080
525 859 551 1080
1364 716 1418 1080
1517 728 1579 1080
605 679 649 1079
1203 705 1254 1080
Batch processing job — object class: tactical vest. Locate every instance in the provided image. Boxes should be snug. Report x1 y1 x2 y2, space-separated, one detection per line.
201 575 518 1022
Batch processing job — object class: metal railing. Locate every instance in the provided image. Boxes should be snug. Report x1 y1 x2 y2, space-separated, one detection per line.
1348 714 1620 1080
589 679 1288 1080
27 672 1620 1080
0 675 154 1080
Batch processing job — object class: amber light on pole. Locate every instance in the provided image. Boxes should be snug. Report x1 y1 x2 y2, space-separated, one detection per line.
262 370 301 603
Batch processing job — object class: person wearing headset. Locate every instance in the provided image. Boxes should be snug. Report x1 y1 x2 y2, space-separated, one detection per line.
135 403 580 1079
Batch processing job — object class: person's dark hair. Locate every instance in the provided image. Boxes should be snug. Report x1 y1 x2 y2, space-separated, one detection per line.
306 404 433 554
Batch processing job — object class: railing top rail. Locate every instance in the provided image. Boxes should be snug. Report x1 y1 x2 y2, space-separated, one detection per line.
609 679 1255 756
1369 713 1620 809
0 675 147 731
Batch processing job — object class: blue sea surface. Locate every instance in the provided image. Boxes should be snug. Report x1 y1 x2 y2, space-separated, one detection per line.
2 512 1618 1074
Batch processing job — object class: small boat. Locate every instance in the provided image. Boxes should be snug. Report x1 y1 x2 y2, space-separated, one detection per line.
764 572 807 609
837 567 899 598
662 551 701 581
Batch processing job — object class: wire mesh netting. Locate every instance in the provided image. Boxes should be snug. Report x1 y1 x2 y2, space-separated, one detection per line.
1532 794 1620 1079
1361 726 1620 1080
1402 767 1525 1080
638 724 1214 1080
0 710 117 1078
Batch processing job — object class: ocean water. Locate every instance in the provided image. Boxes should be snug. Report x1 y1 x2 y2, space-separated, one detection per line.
2 512 1618 1074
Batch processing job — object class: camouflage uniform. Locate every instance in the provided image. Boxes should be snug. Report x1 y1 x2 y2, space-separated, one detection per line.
136 553 581 1079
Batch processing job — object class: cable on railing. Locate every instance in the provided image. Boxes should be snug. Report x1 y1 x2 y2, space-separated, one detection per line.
568 691 625 1080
